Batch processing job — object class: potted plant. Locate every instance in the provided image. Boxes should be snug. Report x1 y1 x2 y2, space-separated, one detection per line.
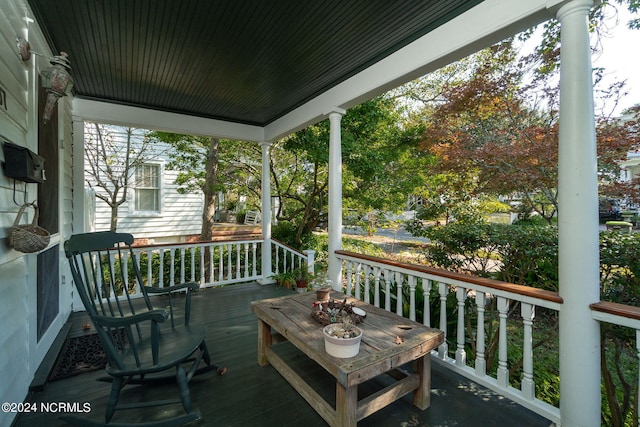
295 267 310 293
323 317 363 358
310 270 333 301
271 270 296 289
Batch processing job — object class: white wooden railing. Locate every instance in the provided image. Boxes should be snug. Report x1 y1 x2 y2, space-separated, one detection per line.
591 301 640 427
119 238 313 298
272 240 315 276
335 250 563 424
130 238 262 291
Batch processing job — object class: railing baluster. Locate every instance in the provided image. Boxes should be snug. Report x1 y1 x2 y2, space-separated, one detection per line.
475 292 487 377
107 252 117 300
218 245 224 283
497 296 510 387
456 287 467 366
235 243 241 279
190 246 196 282
170 248 176 287
133 249 142 295
252 242 257 277
209 244 214 285
227 243 233 280
354 263 362 300
158 250 164 288
521 302 536 399
422 279 432 327
199 245 205 286
179 248 185 284
384 269 391 311
374 267 381 308
408 275 416 321
345 261 353 295
146 249 152 288
244 243 249 278
438 282 448 359
364 265 371 304
122 250 130 295
282 248 287 274
396 272 403 316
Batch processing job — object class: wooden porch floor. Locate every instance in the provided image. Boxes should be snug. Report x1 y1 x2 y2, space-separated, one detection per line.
15 283 552 426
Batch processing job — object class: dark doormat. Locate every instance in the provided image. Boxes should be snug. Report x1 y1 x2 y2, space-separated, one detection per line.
48 333 109 381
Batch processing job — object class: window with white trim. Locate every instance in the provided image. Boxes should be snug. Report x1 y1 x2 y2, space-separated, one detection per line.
133 163 161 213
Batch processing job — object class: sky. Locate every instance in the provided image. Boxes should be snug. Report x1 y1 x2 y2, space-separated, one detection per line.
517 6 639 116
590 7 640 115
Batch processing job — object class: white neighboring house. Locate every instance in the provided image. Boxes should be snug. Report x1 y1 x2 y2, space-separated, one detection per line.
612 111 640 211
84 125 204 244
619 151 640 211
620 152 640 183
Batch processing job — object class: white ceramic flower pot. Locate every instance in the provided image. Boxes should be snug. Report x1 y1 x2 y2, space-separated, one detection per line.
323 325 363 358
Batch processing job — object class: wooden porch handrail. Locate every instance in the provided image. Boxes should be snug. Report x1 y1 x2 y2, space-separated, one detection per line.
590 301 640 321
131 236 260 250
335 250 563 304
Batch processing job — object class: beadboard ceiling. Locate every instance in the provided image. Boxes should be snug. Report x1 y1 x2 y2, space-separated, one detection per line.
27 0 482 126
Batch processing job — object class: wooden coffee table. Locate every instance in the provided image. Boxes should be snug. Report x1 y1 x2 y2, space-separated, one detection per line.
251 291 444 427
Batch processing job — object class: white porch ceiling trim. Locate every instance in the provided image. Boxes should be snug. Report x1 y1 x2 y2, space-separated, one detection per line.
72 98 265 142
265 0 567 141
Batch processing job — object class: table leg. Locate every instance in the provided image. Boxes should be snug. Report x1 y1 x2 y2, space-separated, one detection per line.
413 353 431 409
257 318 272 366
336 382 357 427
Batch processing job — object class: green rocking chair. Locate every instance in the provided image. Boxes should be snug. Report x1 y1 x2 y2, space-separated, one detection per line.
63 231 226 426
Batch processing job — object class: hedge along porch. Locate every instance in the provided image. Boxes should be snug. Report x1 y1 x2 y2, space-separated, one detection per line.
0 1 600 426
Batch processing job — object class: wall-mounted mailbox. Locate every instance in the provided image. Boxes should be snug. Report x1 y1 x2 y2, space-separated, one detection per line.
2 140 45 184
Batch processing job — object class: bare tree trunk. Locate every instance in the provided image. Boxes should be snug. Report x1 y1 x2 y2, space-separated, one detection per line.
200 137 219 241
110 204 119 231
201 137 219 281
87 123 142 232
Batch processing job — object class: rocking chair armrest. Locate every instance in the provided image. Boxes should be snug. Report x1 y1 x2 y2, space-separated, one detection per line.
93 309 169 328
143 282 199 295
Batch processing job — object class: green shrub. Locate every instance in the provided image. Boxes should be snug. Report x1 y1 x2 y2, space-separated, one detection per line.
491 224 558 291
272 221 298 247
236 209 246 224
512 214 550 227
418 222 558 290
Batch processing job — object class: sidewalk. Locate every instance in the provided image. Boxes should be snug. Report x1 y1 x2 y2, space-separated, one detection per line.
342 225 429 255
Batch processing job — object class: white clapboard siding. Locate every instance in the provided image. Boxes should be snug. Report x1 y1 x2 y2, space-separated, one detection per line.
0 6 34 426
89 139 204 240
0 2 75 425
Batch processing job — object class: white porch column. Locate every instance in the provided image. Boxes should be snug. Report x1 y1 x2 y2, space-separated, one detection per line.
258 141 275 285
557 1 600 426
71 118 86 234
327 109 345 289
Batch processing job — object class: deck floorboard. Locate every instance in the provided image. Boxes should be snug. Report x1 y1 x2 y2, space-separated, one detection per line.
15 283 551 426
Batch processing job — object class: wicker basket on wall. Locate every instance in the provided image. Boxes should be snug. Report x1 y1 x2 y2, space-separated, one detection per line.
10 203 50 253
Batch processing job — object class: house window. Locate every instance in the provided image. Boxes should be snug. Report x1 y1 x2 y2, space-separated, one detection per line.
134 164 161 212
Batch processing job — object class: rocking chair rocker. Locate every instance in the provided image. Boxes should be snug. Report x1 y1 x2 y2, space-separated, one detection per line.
63 231 225 426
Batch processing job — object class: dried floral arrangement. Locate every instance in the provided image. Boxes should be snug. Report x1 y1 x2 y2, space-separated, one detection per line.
311 298 365 326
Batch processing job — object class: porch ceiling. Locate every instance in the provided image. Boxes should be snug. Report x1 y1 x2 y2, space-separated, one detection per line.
27 0 482 128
